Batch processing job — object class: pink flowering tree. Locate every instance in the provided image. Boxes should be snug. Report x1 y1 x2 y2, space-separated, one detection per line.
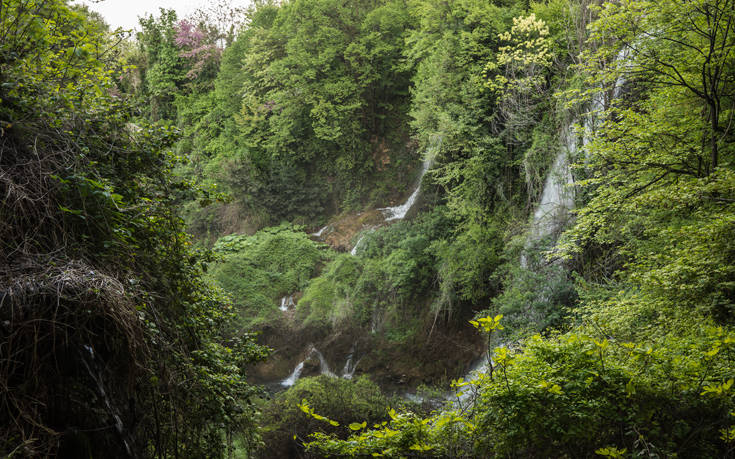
174 19 222 81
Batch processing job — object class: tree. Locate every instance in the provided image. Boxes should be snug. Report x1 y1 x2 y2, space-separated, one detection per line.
0 1 266 456
137 9 184 121
586 0 735 174
484 13 554 137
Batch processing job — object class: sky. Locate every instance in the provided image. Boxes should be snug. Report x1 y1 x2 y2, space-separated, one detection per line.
74 0 251 31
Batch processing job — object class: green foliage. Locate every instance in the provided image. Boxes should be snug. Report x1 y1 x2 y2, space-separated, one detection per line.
209 224 329 328
136 9 185 121
298 209 455 332
484 13 552 96
298 253 365 327
259 375 391 457
0 1 266 456
304 320 735 458
174 0 418 225
474 326 735 457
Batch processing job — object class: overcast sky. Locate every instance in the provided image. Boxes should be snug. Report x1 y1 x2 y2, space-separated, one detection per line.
74 0 251 31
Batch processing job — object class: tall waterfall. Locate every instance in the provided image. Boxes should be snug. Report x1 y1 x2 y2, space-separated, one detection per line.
526 49 628 254
527 126 577 244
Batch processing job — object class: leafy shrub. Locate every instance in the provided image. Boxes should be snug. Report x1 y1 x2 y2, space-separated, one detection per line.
259 375 391 457
209 224 330 328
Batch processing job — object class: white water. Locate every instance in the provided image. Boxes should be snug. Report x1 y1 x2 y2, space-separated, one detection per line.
528 126 577 244
281 346 336 387
281 361 305 387
379 157 434 222
525 46 628 254
311 225 329 238
453 353 491 404
350 228 376 256
350 234 367 256
342 351 360 379
378 137 441 222
279 295 295 312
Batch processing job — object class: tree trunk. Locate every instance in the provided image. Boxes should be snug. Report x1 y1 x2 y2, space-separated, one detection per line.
710 102 719 172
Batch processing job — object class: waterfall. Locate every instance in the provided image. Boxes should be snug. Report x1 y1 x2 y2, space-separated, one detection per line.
314 348 335 377
342 350 361 379
525 46 628 256
279 295 295 312
348 137 444 257
528 129 576 243
452 353 491 404
350 233 367 256
280 346 335 387
281 361 305 387
379 157 433 222
378 136 442 222
311 225 329 238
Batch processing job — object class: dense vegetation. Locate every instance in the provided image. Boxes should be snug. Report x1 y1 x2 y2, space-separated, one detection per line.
1 0 734 457
0 1 267 457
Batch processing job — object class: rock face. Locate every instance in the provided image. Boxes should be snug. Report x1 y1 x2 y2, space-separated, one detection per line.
317 210 385 252
250 308 487 392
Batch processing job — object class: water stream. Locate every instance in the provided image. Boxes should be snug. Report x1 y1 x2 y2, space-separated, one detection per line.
379 157 434 222
350 229 375 256
342 349 361 379
378 137 441 223
524 48 627 258
281 346 338 387
311 225 329 238
279 295 295 312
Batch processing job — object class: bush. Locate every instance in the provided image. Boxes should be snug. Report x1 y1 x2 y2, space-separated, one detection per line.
209 224 330 329
259 375 391 457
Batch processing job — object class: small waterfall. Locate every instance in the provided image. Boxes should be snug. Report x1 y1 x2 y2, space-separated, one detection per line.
528 126 576 243
279 295 295 312
314 348 335 377
350 234 367 256
612 46 631 100
453 353 491 404
350 228 375 256
379 157 433 222
311 225 329 238
525 46 629 257
281 361 305 387
379 137 442 222
342 350 361 379
280 346 335 387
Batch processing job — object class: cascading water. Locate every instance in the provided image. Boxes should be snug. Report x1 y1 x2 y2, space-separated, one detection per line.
311 225 329 238
279 295 295 312
379 157 433 222
350 229 375 256
342 351 360 379
314 348 335 377
281 346 336 387
528 128 576 243
350 137 443 256
281 361 305 387
525 47 628 256
378 137 442 222
453 353 491 404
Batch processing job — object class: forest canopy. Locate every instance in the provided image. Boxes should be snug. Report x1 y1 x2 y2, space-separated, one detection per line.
1 0 734 457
